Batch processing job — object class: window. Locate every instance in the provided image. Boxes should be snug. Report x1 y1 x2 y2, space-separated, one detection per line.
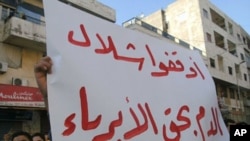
236 92 239 100
229 88 235 99
243 37 246 44
244 73 247 81
228 22 233 35
217 55 224 71
235 64 242 81
228 66 233 75
214 31 225 49
221 85 227 97
240 53 245 61
1 6 14 21
228 40 237 56
237 34 241 41
210 58 215 68
210 8 226 31
203 9 208 19
222 92 227 98
206 32 212 42
1 6 8 20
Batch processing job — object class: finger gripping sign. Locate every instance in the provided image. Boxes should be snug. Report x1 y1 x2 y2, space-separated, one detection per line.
43 0 229 140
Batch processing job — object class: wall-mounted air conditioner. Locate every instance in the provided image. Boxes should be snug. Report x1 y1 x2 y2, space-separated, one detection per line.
12 77 28 86
0 61 8 73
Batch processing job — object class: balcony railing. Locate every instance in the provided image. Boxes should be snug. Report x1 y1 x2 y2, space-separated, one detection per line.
218 97 230 115
244 99 250 107
122 17 204 56
2 13 46 52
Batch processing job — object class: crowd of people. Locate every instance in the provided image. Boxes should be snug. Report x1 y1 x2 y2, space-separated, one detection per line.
1 57 53 141
2 131 50 141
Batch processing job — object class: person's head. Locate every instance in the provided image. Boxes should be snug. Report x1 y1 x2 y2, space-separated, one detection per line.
3 133 11 141
44 132 50 141
32 133 45 141
11 131 32 141
236 121 248 125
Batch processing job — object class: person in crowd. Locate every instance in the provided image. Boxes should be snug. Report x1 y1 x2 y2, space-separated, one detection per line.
235 121 248 125
10 131 32 141
44 133 50 141
3 133 10 141
31 133 45 141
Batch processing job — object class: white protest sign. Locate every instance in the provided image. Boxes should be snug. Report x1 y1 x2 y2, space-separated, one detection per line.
43 0 229 140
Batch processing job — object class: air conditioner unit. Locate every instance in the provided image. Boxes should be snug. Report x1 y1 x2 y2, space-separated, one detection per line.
12 77 28 86
0 61 8 73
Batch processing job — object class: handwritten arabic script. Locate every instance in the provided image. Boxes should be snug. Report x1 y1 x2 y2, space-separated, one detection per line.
61 86 223 141
68 24 205 80
54 24 223 141
44 0 228 140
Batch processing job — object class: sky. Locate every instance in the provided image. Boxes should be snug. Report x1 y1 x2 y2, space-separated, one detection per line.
97 0 250 34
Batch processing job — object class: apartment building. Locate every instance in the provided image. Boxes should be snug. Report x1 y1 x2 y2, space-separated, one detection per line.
123 0 250 124
0 0 115 136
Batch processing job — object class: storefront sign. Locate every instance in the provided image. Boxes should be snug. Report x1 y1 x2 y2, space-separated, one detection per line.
0 84 45 108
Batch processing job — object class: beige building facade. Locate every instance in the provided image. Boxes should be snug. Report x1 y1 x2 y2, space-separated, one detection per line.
123 0 250 124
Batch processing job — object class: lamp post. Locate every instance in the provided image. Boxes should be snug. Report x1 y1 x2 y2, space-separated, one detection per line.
236 60 245 121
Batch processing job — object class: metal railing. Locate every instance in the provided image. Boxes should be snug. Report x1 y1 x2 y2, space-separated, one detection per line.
122 17 204 55
4 11 45 26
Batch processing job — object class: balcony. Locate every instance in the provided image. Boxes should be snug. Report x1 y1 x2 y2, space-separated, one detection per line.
2 15 46 52
218 97 230 115
244 99 250 107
